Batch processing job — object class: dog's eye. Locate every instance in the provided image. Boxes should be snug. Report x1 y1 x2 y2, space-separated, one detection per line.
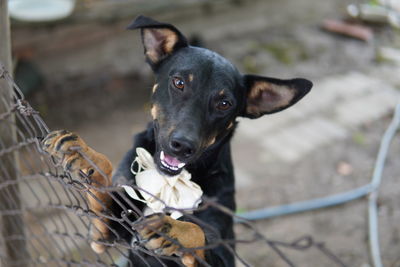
216 100 232 111
172 77 185 90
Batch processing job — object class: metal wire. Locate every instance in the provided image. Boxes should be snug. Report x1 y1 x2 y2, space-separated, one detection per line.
0 62 349 266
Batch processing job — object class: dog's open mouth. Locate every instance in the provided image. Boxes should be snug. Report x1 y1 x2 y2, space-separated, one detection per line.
158 151 186 175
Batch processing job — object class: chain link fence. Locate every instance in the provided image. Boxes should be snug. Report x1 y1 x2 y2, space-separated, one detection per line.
0 63 350 267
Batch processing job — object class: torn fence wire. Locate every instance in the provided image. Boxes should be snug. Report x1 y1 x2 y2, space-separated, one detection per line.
0 63 348 267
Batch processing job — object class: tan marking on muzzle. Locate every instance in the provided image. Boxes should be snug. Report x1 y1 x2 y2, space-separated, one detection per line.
206 136 216 147
152 83 159 94
151 105 159 120
227 122 234 130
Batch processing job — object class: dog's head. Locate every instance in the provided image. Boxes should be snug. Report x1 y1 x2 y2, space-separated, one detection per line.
128 16 312 176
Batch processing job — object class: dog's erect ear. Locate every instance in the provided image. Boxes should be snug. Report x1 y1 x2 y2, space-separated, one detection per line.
127 15 188 68
242 75 312 119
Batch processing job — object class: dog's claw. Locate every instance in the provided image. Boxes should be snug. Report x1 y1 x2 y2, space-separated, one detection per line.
154 248 164 255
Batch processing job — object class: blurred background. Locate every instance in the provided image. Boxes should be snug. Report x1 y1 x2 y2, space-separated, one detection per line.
6 0 400 266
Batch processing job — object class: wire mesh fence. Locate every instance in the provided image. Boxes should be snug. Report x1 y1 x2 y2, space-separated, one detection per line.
0 63 349 267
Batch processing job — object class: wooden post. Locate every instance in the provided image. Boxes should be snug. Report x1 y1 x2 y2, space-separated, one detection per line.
0 1 29 266
0 1 11 70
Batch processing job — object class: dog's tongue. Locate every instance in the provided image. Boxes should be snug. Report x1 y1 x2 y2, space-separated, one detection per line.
164 153 182 167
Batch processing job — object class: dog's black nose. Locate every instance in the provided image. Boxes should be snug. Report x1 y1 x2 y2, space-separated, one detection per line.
169 134 195 158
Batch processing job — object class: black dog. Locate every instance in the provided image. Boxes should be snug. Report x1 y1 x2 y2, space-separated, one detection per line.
43 15 312 267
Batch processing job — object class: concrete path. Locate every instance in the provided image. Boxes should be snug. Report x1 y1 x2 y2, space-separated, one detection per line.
233 65 400 187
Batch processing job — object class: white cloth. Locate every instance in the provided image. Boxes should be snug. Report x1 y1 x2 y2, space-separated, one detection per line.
122 147 203 219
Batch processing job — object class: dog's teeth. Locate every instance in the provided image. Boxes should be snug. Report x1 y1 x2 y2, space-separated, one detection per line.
178 163 185 169
161 159 176 171
159 151 184 172
161 160 168 168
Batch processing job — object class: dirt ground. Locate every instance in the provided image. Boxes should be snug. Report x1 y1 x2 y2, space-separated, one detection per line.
23 0 400 266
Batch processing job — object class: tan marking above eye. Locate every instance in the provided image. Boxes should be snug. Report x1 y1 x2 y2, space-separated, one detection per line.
152 84 159 93
227 122 234 130
218 89 225 96
188 74 194 82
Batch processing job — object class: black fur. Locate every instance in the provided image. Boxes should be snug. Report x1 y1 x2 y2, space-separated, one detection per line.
110 16 313 266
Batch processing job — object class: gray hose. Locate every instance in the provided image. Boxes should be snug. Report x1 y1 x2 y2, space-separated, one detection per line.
235 184 374 221
367 103 400 267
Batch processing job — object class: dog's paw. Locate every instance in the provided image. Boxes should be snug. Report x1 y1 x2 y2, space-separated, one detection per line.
42 130 111 182
134 213 205 267
42 130 113 254
42 130 91 174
